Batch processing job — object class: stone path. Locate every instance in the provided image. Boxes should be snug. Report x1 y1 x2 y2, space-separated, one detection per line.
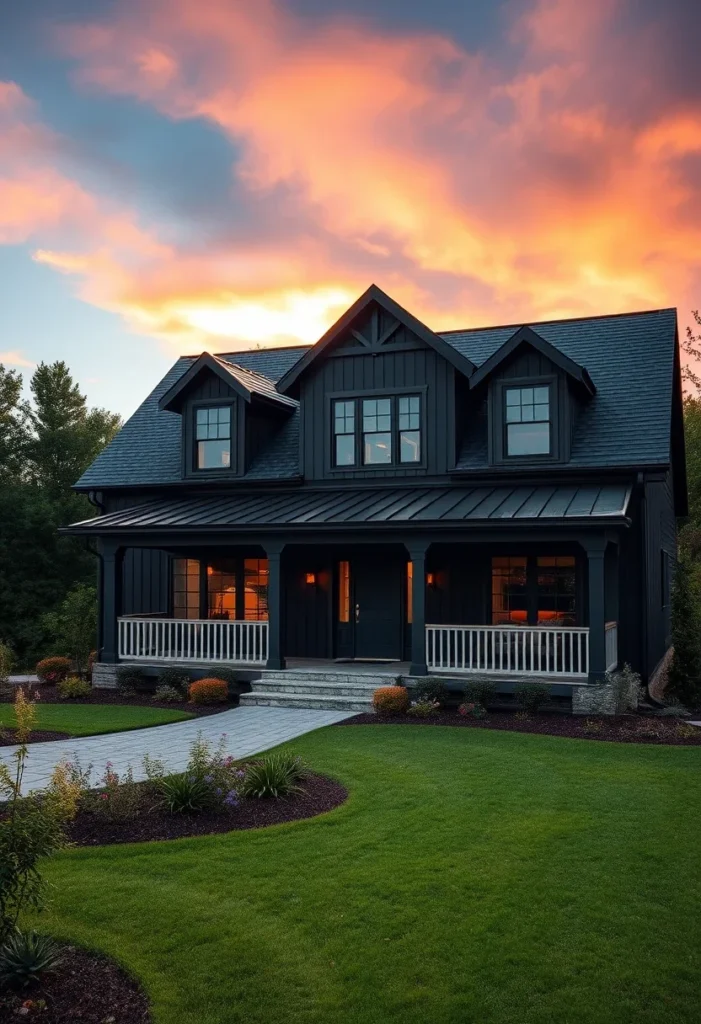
1 706 353 795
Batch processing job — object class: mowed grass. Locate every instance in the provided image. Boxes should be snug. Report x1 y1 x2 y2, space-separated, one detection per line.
31 725 701 1024
0 702 193 736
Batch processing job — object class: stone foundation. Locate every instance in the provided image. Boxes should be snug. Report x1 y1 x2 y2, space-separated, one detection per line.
91 663 118 689
572 665 640 716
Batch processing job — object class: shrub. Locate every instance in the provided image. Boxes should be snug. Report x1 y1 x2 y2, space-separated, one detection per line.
0 931 63 990
0 639 14 684
241 753 308 798
668 553 701 706
581 718 604 734
40 583 97 676
188 678 228 704
35 656 71 685
458 701 487 719
208 666 243 693
152 684 184 703
675 722 698 740
463 679 496 708
57 676 92 700
414 679 449 706
116 666 149 693
92 763 145 821
87 649 97 679
0 690 69 943
157 667 191 693
372 685 410 715
513 683 551 714
653 699 691 718
407 698 440 718
160 773 213 814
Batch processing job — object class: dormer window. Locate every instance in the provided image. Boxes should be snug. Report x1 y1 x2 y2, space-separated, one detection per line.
195 406 231 470
505 385 551 456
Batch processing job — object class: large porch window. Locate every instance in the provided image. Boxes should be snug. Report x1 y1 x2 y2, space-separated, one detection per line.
172 557 269 620
491 555 576 625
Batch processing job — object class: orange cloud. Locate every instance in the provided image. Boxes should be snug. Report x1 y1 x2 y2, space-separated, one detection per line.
3 0 700 356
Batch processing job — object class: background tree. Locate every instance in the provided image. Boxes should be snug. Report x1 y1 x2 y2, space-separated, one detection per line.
41 583 97 675
0 361 120 667
667 554 701 707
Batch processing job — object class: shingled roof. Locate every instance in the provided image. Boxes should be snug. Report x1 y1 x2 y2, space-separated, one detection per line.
74 307 678 490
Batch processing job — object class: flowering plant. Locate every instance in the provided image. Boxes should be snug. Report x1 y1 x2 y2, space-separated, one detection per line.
407 698 440 718
458 702 487 719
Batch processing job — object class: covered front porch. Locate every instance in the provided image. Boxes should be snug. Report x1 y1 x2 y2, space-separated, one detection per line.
104 536 620 685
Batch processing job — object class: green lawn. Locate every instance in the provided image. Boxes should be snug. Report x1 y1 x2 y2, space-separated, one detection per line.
31 725 701 1024
0 703 193 737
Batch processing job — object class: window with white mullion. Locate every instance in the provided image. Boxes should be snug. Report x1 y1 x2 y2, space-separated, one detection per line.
333 400 356 466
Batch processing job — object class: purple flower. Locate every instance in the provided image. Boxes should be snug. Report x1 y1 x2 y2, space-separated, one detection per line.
204 774 214 784
235 768 246 779
224 790 239 808
215 787 223 797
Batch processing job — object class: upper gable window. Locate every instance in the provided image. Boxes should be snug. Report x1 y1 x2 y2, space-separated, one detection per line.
195 406 232 470
504 385 551 457
332 394 422 468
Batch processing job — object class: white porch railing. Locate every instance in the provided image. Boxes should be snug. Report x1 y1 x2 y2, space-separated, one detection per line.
118 617 268 665
605 621 618 673
426 624 590 678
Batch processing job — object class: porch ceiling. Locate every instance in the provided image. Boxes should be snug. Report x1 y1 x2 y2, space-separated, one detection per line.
66 483 631 534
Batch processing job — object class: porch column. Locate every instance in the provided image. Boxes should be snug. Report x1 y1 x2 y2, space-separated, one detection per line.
408 541 430 676
98 540 123 664
265 542 285 670
584 537 607 681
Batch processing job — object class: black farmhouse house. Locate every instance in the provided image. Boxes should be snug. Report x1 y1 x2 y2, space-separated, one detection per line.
68 286 686 709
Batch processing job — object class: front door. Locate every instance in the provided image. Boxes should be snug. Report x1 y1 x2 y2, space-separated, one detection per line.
352 556 403 660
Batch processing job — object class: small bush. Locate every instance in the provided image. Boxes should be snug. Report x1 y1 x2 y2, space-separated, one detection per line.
653 699 691 718
372 685 410 715
160 773 213 814
188 678 228 704
0 639 14 684
414 679 449 706
92 763 144 821
241 753 308 799
152 684 184 704
0 931 63 990
513 682 550 714
157 667 191 693
463 679 496 708
675 722 698 740
581 718 604 734
458 701 487 719
57 676 92 700
35 657 71 685
116 666 149 693
407 698 440 718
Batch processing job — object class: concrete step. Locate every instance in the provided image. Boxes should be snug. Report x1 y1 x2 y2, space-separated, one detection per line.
259 669 403 686
239 691 373 712
251 680 380 698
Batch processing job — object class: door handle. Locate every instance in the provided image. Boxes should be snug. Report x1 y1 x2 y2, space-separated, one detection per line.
355 603 360 623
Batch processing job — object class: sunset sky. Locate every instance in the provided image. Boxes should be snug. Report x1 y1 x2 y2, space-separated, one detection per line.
2 0 700 416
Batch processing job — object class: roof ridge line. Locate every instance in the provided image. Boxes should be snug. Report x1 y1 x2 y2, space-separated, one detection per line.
439 306 677 337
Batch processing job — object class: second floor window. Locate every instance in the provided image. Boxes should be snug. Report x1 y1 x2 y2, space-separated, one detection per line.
332 395 422 467
196 406 231 470
504 386 550 456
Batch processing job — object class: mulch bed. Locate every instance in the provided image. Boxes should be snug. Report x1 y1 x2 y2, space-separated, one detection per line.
0 942 150 1022
1 686 237 717
340 710 701 745
0 728 71 747
66 773 347 846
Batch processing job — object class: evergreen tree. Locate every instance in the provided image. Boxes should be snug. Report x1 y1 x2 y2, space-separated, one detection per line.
668 554 701 707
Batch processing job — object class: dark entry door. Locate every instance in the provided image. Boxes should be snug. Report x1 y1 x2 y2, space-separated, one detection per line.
352 556 403 660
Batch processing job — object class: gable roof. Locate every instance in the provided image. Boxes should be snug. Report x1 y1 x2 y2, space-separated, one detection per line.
275 284 475 395
158 351 298 411
74 306 679 490
468 325 596 394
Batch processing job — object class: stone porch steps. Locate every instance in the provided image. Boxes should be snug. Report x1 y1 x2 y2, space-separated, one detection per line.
239 669 400 711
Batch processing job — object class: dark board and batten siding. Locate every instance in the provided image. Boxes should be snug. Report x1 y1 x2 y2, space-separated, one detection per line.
300 342 456 481
643 472 677 676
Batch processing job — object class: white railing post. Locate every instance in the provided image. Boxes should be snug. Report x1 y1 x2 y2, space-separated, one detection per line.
425 624 590 678
116 618 269 666
605 621 618 673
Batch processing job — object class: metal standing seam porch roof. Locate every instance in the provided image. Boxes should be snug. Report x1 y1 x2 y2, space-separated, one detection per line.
66 483 632 534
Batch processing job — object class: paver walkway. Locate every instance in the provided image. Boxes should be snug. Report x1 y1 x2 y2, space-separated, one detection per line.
1 706 353 794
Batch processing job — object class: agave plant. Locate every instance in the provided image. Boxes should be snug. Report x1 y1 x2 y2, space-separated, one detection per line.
0 931 63 989
241 753 308 799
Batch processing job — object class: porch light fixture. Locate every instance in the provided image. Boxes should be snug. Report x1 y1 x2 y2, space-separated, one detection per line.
426 572 435 586
305 572 317 585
